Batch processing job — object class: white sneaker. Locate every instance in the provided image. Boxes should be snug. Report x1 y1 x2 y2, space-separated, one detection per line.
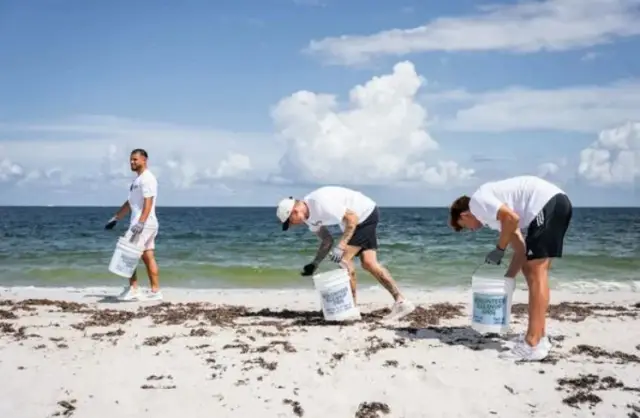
146 290 163 301
384 299 416 321
513 334 552 350
116 286 141 301
500 339 550 362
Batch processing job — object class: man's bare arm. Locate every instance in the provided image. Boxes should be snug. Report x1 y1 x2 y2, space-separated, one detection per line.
312 226 334 265
138 197 154 223
505 229 526 278
496 204 520 250
113 201 131 220
338 210 359 248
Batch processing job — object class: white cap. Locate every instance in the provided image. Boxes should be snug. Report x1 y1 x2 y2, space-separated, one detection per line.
276 197 295 230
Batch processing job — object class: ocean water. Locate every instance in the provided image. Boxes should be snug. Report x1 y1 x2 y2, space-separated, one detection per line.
0 206 638 291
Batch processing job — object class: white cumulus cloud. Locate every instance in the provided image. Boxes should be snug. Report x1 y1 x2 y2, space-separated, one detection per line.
578 121 640 185
270 61 474 186
306 0 640 66
0 158 24 183
209 153 253 179
424 80 640 133
0 116 270 191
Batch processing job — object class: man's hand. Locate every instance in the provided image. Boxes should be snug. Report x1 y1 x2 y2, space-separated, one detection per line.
130 221 145 235
105 217 118 230
329 246 345 263
300 263 317 276
485 246 505 265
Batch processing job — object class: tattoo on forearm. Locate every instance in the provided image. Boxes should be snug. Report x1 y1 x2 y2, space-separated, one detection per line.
313 227 333 264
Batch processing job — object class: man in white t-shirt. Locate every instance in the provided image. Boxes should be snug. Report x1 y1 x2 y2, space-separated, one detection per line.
104 148 161 301
276 186 415 321
448 175 573 362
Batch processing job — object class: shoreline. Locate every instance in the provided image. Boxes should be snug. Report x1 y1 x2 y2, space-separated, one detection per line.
1 286 639 417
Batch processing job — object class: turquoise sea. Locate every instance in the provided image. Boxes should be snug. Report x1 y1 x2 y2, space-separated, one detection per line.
0 206 638 290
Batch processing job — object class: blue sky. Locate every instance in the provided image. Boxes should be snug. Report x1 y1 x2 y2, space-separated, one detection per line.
1 0 639 206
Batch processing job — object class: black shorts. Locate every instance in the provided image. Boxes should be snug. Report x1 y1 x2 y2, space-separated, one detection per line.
347 206 379 255
525 193 573 260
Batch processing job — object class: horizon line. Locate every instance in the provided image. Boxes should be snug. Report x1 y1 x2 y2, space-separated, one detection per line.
0 205 638 209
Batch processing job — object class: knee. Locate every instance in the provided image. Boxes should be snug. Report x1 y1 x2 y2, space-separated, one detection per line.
524 260 549 283
360 259 378 273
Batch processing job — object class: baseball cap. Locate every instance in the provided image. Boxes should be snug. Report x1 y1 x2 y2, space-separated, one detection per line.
276 197 295 231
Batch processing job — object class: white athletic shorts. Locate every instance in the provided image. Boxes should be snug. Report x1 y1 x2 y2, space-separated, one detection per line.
125 227 158 251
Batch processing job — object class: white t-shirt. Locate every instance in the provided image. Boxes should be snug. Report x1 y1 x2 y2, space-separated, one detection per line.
469 175 564 231
128 169 159 228
303 186 376 232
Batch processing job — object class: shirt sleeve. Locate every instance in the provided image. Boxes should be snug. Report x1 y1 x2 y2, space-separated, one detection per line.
140 176 157 198
469 187 503 228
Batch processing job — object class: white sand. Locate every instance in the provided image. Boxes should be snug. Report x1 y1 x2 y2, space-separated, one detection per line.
0 285 639 418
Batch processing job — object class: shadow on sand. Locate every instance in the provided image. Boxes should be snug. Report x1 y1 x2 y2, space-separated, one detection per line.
393 326 513 353
83 294 131 304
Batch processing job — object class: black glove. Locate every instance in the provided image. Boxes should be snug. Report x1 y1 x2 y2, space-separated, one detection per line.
105 217 118 230
300 263 318 276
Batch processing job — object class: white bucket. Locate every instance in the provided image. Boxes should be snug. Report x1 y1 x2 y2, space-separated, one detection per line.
471 272 515 334
312 268 361 321
108 235 144 278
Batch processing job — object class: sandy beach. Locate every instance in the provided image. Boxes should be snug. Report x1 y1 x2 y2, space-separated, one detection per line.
0 285 638 418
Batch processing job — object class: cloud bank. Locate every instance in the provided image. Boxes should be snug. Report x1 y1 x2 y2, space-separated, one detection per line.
306 0 640 66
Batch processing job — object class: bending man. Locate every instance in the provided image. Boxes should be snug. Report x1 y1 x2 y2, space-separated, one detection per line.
105 148 162 301
448 175 572 361
276 186 415 321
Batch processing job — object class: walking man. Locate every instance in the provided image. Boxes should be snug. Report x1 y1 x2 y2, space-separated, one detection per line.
448 175 573 361
105 148 162 301
276 186 415 321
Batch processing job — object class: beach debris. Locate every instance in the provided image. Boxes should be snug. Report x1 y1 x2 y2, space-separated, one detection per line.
222 341 251 354
71 310 137 331
189 327 211 337
403 303 465 327
512 301 639 323
283 399 304 416
0 309 18 319
146 375 173 381
90 328 125 341
52 399 76 417
242 357 278 371
355 402 390 418
556 374 637 409
142 335 173 346
570 344 640 364
364 336 407 357
327 352 345 369
140 384 176 390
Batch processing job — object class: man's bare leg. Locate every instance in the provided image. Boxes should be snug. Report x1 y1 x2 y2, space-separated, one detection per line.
358 249 403 302
129 270 139 289
141 250 160 293
340 246 362 303
523 258 550 347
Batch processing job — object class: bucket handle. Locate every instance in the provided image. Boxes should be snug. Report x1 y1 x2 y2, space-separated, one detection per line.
470 261 506 277
123 230 142 246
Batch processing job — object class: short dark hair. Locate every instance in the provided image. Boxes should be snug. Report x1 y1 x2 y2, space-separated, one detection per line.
449 195 471 232
131 148 148 158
